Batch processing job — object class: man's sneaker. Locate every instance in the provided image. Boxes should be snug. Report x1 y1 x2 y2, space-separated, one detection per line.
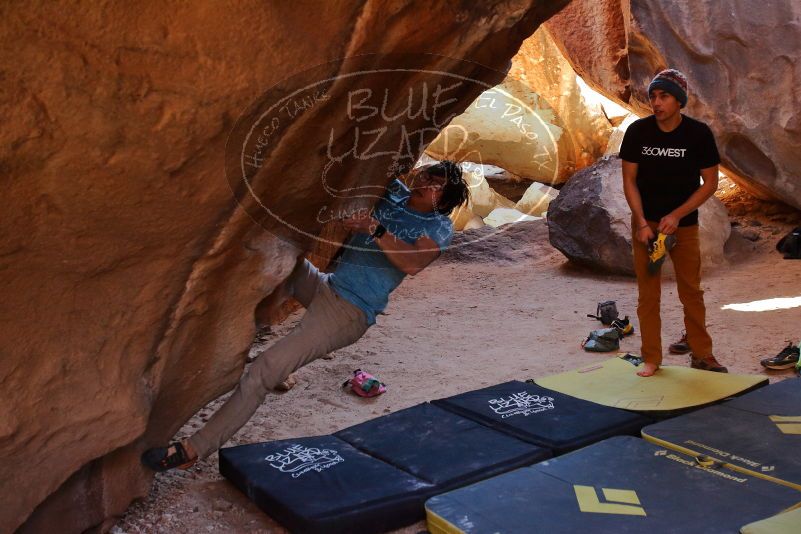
796 344 801 375
648 233 677 274
669 331 691 354
760 342 800 370
690 354 728 373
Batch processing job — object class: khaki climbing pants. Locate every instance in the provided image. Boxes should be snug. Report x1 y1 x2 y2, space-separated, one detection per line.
632 222 714 367
189 259 368 459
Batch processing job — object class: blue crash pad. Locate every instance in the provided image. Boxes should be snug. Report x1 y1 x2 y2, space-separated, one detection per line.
643 378 801 490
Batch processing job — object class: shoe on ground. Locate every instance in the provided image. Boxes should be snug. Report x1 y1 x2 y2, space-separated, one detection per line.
611 316 635 337
141 441 196 472
669 331 691 354
690 354 728 373
647 233 677 274
760 342 800 370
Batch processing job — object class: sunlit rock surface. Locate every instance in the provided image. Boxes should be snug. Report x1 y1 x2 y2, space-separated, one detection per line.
427 27 614 184
515 182 558 217
462 167 517 218
484 207 541 227
450 203 487 232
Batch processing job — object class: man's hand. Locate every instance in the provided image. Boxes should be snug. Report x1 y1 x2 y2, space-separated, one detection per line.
636 224 655 245
658 213 680 235
341 209 442 275
341 210 378 235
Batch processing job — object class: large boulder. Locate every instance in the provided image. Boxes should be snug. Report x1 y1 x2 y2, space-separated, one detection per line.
484 207 540 227
546 0 801 209
547 156 731 275
0 2 571 532
449 203 486 232
441 219 554 265
515 182 558 216
461 167 517 218
426 27 614 184
483 166 533 202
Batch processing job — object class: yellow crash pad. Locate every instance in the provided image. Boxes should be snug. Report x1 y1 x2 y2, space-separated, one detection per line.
535 355 767 413
741 507 801 533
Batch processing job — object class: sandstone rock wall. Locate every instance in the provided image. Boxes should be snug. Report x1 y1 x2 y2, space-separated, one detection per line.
427 26 614 184
0 1 570 532
508 28 615 174
546 0 801 209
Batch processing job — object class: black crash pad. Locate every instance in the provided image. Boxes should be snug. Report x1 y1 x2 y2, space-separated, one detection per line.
219 435 433 534
433 380 650 453
335 402 551 490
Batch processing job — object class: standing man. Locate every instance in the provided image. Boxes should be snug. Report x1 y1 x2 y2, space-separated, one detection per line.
620 69 727 377
143 161 469 471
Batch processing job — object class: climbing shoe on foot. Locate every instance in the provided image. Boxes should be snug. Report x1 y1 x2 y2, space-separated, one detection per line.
669 331 691 354
760 342 800 370
647 233 677 274
690 354 728 373
142 441 196 472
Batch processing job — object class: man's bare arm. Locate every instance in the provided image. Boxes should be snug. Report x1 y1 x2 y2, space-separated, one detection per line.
373 233 441 276
622 159 654 244
341 212 441 275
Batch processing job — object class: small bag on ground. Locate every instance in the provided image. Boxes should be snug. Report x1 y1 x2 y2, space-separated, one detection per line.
582 327 621 352
587 301 619 325
777 226 801 259
343 369 387 397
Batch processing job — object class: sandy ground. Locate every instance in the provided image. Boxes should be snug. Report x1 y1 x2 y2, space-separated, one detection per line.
115 195 801 534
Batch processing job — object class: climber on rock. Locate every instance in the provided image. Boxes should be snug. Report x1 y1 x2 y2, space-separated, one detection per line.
142 160 469 471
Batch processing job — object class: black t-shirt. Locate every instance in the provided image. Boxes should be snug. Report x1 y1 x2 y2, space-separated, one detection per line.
620 114 720 226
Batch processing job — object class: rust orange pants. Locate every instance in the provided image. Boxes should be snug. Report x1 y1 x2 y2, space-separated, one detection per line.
632 222 713 366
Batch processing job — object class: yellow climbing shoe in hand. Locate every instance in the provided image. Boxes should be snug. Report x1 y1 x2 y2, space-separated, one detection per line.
647 232 676 274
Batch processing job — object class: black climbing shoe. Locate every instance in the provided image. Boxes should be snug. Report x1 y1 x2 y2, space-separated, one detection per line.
142 441 196 472
760 342 800 370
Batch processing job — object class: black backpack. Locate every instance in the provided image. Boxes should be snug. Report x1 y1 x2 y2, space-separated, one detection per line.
587 301 619 326
777 226 801 259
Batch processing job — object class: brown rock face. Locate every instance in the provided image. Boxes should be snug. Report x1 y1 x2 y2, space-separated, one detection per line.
0 1 570 532
546 0 801 209
544 0 630 104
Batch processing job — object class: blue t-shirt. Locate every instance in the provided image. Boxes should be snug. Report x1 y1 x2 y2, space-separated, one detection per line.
329 179 454 325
